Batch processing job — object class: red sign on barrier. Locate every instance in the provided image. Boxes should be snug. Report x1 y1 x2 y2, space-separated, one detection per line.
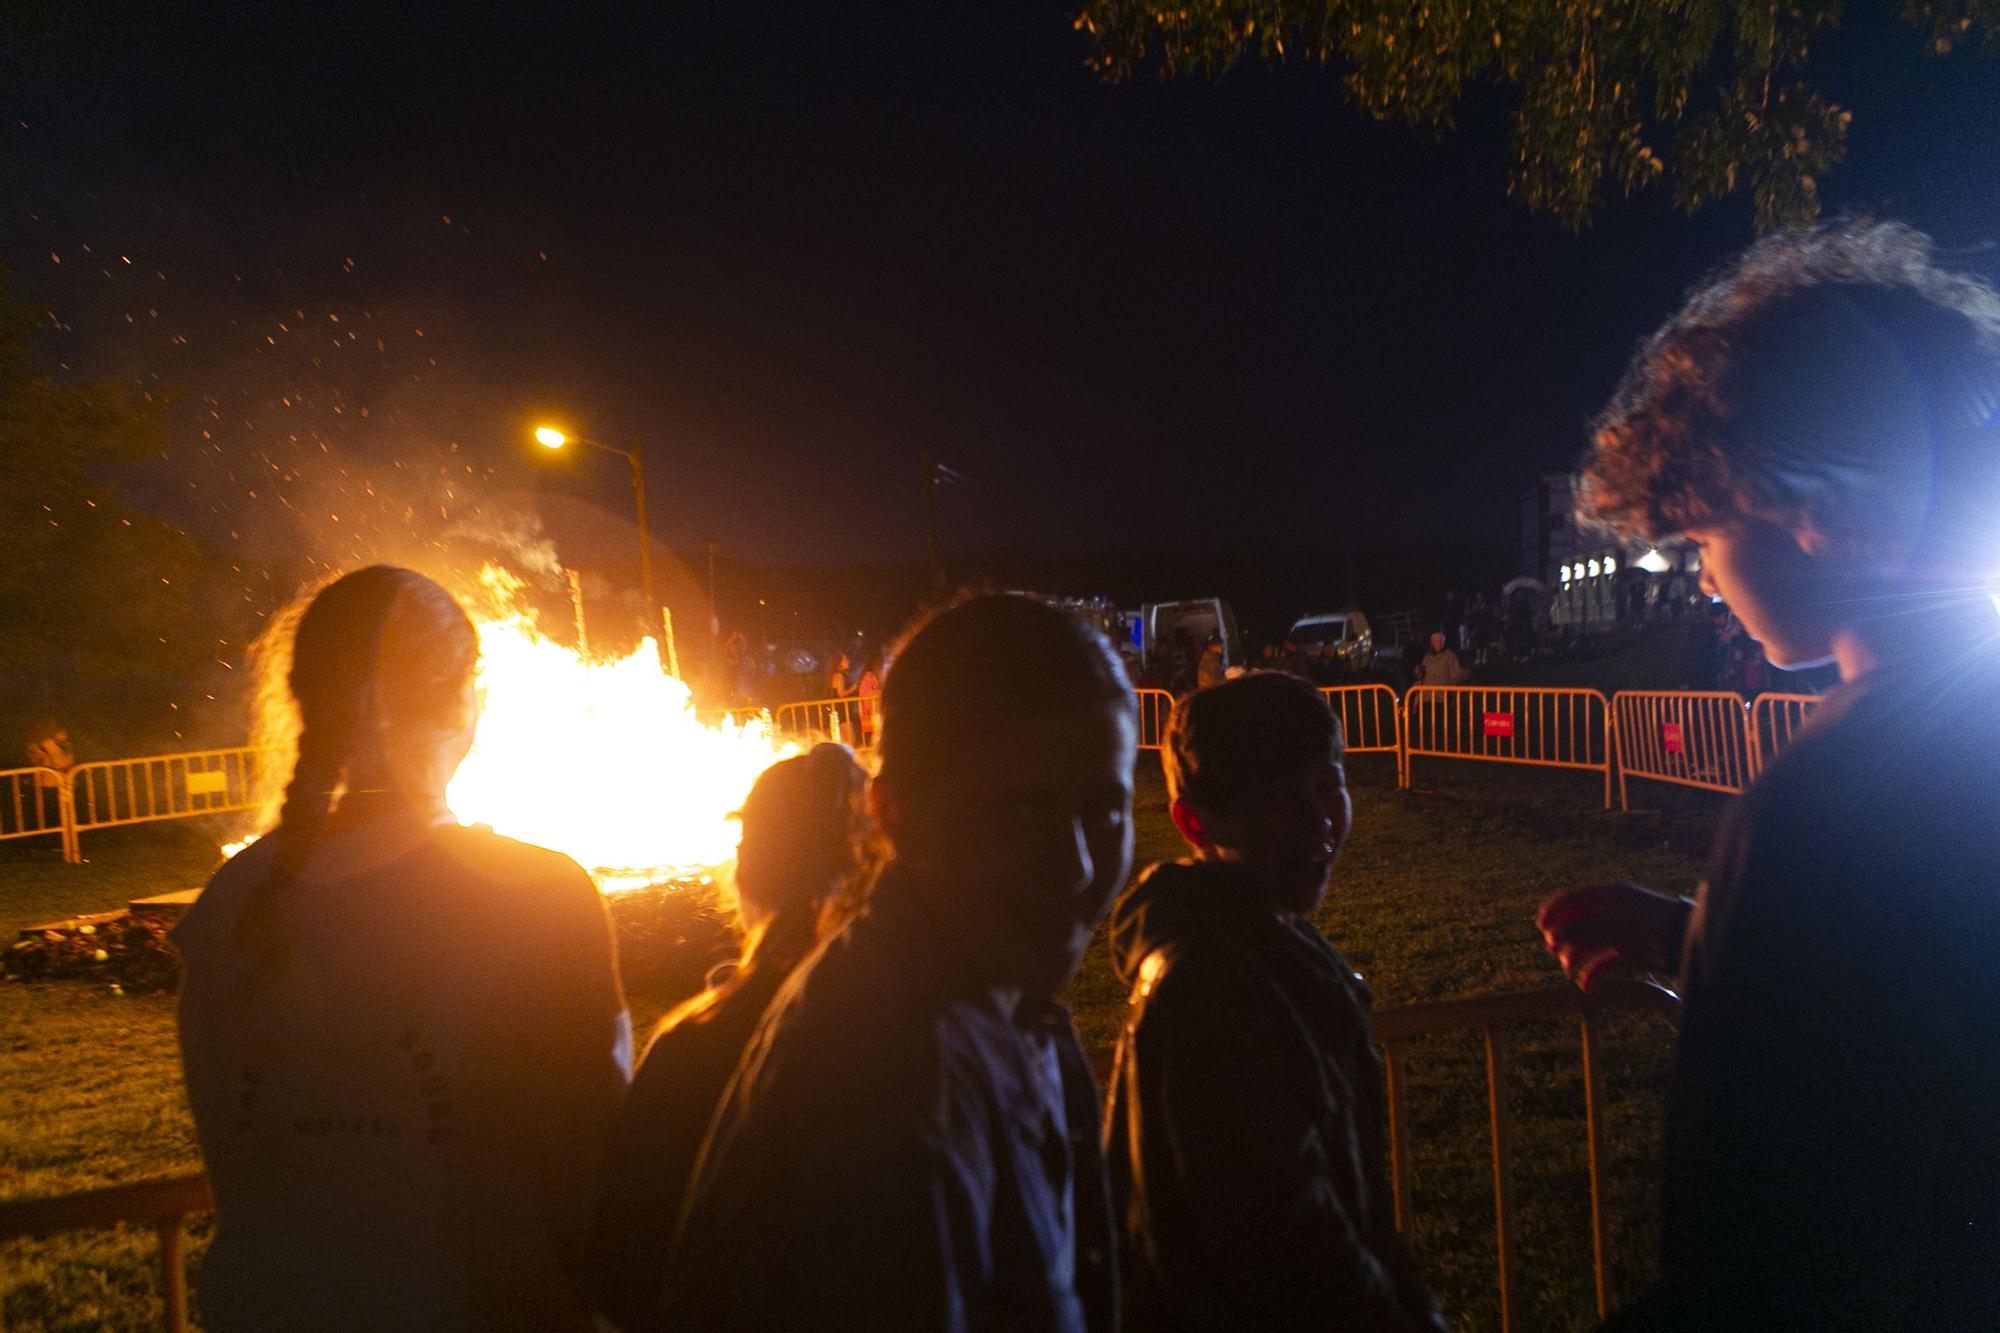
1482 712 1514 738
1661 722 1684 754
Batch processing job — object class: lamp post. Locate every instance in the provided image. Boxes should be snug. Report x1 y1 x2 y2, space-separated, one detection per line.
534 425 665 665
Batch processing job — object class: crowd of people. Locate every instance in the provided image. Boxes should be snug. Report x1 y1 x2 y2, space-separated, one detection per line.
165 218 2000 1331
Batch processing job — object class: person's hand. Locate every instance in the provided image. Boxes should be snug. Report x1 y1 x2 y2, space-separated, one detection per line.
1535 883 1692 995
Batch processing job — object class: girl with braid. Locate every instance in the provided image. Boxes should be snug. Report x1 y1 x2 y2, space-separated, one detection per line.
173 566 631 1333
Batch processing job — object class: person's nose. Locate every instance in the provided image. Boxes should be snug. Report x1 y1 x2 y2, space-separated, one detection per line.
1697 566 1720 600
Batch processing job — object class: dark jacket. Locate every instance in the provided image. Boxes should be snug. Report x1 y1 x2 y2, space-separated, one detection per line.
1104 861 1445 1332
662 863 1117 1331
1624 657 2000 1330
587 919 813 1332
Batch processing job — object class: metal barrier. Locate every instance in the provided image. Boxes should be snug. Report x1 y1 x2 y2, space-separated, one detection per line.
66 747 277 861
3 981 1679 1333
1612 691 1754 809
693 705 773 730
1375 980 1681 1332
1750 692 1822 776
1400 686 1615 808
0 766 73 857
0 1173 213 1333
1134 687 1174 752
1320 684 1401 756
770 695 879 752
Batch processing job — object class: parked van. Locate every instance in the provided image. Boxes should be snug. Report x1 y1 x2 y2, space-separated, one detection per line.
1287 610 1373 675
1140 598 1244 671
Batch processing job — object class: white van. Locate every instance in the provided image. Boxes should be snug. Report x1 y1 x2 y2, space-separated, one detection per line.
1287 610 1373 674
1139 598 1244 670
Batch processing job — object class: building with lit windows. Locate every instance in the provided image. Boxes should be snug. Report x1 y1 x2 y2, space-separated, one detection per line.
1520 474 1701 629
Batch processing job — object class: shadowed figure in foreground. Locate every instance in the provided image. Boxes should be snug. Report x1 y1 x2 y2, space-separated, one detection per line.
174 566 630 1333
590 741 874 1331
1540 222 2000 1329
1105 673 1446 1332
662 593 1134 1331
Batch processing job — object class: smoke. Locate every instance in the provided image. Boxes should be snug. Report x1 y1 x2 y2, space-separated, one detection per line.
443 501 565 585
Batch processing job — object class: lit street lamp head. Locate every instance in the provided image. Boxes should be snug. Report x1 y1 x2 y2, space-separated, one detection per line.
534 426 567 449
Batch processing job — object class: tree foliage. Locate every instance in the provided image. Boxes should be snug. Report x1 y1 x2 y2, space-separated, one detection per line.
0 278 210 749
1076 0 2000 230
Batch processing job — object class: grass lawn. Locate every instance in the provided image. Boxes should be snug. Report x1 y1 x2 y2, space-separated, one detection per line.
1 757 1719 1332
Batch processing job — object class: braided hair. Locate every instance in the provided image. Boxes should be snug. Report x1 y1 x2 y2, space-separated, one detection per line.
235 566 478 971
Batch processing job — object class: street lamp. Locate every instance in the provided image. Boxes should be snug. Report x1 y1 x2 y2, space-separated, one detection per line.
532 423 664 668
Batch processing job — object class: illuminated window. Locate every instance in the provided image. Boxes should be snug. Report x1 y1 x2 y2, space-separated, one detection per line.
1560 564 1572 583
1586 559 1601 577
1603 554 1618 574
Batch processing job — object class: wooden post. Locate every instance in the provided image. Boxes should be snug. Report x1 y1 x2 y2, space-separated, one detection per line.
567 569 589 657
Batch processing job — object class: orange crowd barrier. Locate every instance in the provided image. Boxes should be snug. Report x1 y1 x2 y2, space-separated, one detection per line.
1400 686 1615 808
1612 691 1755 809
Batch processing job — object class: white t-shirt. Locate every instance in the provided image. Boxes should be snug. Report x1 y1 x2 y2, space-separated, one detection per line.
173 819 630 1333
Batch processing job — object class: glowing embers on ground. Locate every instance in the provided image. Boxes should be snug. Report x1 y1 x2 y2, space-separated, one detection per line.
444 567 796 891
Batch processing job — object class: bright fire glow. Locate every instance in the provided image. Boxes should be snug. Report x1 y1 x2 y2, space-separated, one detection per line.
228 565 798 892
447 566 797 889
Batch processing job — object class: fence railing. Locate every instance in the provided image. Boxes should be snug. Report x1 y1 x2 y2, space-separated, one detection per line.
68 747 273 835
1374 979 1682 1332
1320 683 1402 756
11 689 1825 867
769 694 880 752
1401 686 1615 808
3 981 1679 1333
1611 691 1755 810
1749 692 1822 776
1134 687 1174 752
0 1173 214 1333
0 766 74 857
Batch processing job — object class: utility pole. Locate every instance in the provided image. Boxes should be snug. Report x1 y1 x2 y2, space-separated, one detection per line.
921 450 943 593
706 538 720 639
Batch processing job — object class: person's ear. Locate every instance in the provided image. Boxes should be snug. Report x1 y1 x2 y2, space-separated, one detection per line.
1169 798 1213 850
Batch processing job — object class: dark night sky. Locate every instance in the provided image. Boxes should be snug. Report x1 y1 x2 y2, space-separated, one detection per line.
5 2 2000 575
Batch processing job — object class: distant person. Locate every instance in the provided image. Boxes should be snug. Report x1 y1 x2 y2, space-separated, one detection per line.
24 720 74 830
1196 634 1226 690
1413 631 1467 686
591 743 874 1332
1537 222 2000 1328
855 652 883 749
1105 674 1447 1331
663 594 1131 1329
173 567 630 1333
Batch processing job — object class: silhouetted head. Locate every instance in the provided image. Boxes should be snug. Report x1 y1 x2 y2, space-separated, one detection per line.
873 593 1137 998
1583 219 2000 667
1166 672 1350 915
733 742 873 936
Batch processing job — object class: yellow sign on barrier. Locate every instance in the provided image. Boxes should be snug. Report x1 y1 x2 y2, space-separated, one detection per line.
66 747 278 861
